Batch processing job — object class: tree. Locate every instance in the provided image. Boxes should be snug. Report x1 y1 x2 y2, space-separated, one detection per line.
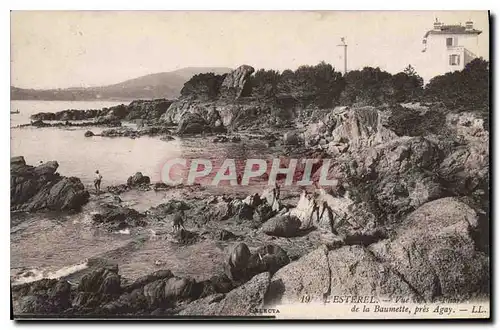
274 62 344 108
403 64 418 77
392 65 424 103
248 69 281 99
340 67 394 106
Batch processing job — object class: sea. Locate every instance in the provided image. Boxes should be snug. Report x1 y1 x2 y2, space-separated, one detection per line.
10 100 285 285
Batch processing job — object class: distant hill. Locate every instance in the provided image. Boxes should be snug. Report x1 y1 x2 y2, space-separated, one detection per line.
11 67 233 101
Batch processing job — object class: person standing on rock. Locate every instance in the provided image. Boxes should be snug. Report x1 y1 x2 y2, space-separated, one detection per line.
94 170 103 195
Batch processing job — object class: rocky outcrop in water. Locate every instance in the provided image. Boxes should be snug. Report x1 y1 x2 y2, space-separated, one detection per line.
31 109 105 121
92 204 147 231
98 126 173 138
158 65 299 134
126 172 151 187
30 99 173 125
20 118 122 128
10 156 89 212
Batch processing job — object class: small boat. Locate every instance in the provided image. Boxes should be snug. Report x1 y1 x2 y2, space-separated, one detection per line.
10 109 20 114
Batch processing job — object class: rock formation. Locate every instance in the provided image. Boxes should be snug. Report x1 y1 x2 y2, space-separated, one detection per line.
219 65 255 99
126 172 151 187
30 99 173 125
11 157 89 212
266 198 489 307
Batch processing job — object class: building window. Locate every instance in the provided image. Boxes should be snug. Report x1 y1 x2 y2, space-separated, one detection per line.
449 54 460 66
446 37 453 47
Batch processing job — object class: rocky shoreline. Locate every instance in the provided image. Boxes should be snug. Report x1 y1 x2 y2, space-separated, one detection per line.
11 65 490 317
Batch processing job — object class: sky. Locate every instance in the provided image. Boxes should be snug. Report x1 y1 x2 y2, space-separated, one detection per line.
10 10 489 89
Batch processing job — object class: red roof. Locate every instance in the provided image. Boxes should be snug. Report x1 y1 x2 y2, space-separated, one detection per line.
424 25 482 38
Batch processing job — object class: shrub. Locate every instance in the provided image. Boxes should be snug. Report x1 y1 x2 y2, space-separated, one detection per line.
424 58 489 116
247 69 280 99
386 104 448 137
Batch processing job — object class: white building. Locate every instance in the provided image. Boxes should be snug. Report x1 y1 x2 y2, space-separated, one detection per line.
420 19 482 82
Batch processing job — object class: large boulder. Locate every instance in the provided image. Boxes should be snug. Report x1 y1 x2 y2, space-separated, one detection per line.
326 245 416 301
126 172 151 187
253 202 275 223
30 112 57 121
265 198 490 307
266 245 331 305
246 244 291 277
196 274 235 298
220 65 255 99
214 229 238 241
122 270 174 293
34 161 59 176
224 243 252 281
177 294 225 316
92 204 147 231
13 279 72 314
11 158 90 212
225 243 291 283
261 214 302 237
143 276 197 308
179 272 270 316
78 267 121 295
265 244 415 307
95 117 122 127
26 177 90 211
163 276 197 303
215 272 270 315
204 199 232 222
373 197 490 302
